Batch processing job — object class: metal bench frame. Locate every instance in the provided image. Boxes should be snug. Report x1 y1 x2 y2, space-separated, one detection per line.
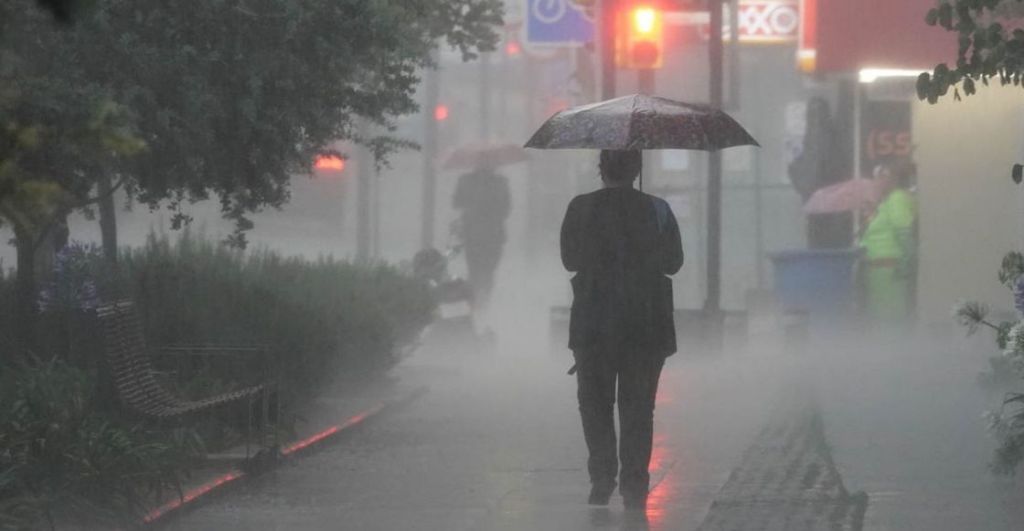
96 300 279 458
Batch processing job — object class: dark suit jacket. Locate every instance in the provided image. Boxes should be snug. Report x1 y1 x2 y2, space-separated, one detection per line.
560 187 684 356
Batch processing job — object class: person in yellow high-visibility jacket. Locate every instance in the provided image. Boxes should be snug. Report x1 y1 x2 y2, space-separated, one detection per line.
859 161 917 321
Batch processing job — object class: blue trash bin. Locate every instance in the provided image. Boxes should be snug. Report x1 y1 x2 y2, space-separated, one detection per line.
769 248 862 316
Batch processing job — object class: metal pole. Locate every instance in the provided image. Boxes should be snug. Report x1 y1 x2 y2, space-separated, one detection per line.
498 45 508 135
852 79 863 240
356 121 371 261
637 69 654 95
727 0 740 109
421 55 439 250
600 0 617 100
753 148 764 288
371 165 380 259
638 69 654 192
705 0 724 315
480 52 492 141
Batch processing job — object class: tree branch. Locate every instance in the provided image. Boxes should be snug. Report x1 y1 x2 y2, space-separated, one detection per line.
69 175 126 209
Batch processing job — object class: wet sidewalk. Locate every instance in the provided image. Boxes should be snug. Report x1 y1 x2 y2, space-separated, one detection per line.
160 315 827 531
807 330 1024 531
159 252 1024 530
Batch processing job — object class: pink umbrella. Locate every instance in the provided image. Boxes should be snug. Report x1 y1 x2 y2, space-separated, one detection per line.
802 178 887 214
440 143 529 171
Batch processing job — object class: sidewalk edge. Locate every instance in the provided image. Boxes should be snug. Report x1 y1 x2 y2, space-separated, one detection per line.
142 385 430 527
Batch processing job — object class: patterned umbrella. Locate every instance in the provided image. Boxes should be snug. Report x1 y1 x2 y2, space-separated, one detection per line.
524 94 759 151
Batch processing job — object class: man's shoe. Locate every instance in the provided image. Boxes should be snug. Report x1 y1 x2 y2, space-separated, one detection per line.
588 482 616 506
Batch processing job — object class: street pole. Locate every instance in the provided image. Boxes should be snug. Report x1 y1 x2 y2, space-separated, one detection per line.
637 69 654 95
371 158 380 259
638 68 654 191
706 0 725 318
355 121 371 261
421 54 439 250
480 52 492 141
727 0 740 109
600 0 617 100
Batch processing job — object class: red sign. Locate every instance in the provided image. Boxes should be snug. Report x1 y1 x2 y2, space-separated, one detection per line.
800 0 954 73
860 100 912 176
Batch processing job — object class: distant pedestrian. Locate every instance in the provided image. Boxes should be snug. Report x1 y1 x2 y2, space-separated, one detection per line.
560 150 684 510
859 160 917 322
452 166 510 312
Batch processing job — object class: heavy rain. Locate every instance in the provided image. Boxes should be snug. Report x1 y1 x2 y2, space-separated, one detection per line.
2 1 1024 530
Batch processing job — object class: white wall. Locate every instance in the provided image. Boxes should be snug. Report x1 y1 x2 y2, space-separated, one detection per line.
914 85 1024 324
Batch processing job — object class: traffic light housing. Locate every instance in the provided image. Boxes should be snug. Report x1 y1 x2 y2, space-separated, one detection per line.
616 5 664 70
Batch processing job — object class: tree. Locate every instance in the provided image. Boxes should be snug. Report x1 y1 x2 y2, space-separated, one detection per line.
917 0 1024 102
0 42 142 346
79 0 502 247
0 0 502 351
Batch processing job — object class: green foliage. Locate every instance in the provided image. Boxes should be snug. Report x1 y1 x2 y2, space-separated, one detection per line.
919 0 1024 102
117 232 435 399
0 236 435 525
958 250 1024 474
1 0 503 246
0 34 143 234
990 391 1024 474
999 251 1024 285
0 358 203 529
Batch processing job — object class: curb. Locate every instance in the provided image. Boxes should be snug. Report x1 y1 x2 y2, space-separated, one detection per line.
142 385 430 527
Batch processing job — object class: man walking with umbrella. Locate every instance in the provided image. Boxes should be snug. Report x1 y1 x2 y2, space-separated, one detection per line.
527 93 756 511
560 149 683 509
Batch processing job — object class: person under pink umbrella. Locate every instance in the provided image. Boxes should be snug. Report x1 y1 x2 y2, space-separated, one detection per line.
445 143 525 312
440 142 528 171
802 170 888 215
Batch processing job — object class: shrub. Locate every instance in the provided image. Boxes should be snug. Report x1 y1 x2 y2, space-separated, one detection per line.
116 232 435 400
0 358 203 529
0 233 435 525
955 251 1024 474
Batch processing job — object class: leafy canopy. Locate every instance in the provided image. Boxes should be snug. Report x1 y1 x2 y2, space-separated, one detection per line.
1 0 502 245
918 0 1024 102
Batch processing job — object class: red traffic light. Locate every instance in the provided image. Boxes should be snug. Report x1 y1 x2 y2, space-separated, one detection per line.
314 154 346 173
505 40 521 56
433 104 450 121
616 5 664 69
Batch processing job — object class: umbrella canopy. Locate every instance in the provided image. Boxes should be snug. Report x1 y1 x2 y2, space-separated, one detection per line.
524 94 759 151
441 143 529 171
802 177 887 214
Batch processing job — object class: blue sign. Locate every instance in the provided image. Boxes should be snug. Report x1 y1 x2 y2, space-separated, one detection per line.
526 0 595 46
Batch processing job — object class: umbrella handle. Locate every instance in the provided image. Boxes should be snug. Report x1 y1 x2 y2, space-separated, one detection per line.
639 156 644 192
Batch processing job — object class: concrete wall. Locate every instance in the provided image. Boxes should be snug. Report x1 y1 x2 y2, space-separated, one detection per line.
914 86 1024 324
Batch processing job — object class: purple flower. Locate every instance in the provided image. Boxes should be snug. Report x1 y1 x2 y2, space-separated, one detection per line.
37 242 103 312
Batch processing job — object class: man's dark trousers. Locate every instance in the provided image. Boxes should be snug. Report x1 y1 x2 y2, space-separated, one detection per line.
577 347 665 501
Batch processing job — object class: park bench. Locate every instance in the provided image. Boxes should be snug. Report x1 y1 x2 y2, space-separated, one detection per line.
96 300 278 458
